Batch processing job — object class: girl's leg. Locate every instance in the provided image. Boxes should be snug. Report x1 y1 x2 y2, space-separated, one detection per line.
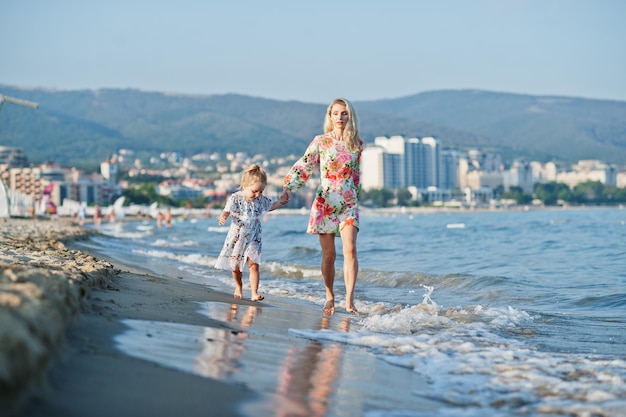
340 225 359 313
232 267 243 299
318 233 336 315
247 259 264 301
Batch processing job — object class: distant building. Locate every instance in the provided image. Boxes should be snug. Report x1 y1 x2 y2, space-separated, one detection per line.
466 170 503 191
157 180 203 200
100 159 119 185
555 160 617 188
5 156 119 210
441 149 461 190
503 160 534 193
531 161 560 183
0 146 30 189
0 146 28 168
360 145 385 190
9 167 45 201
362 135 447 191
617 172 626 189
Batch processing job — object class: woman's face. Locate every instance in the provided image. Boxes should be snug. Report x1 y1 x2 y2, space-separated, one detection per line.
330 103 349 130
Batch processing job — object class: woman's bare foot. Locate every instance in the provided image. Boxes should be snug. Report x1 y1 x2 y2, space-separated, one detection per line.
251 294 265 302
323 299 335 316
346 305 358 314
234 287 243 300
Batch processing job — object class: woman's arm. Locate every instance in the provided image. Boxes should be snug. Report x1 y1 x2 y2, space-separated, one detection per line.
283 137 320 192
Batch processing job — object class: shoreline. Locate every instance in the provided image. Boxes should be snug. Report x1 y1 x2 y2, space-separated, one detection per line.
2 216 439 417
5 207 620 416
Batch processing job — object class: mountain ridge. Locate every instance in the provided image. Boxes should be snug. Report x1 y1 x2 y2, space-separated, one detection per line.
1 85 625 169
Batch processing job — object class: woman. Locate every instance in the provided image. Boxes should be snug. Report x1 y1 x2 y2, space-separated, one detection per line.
282 98 362 315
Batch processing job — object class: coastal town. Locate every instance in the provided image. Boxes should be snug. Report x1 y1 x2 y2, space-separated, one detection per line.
1 138 625 220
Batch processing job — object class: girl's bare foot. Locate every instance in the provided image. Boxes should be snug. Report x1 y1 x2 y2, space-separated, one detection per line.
234 288 243 299
251 294 265 301
323 299 335 316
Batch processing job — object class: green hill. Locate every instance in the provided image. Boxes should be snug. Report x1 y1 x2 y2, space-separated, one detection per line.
1 85 625 169
358 90 626 163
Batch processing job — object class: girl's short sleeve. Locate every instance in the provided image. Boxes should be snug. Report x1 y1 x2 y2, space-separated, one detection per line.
224 194 234 212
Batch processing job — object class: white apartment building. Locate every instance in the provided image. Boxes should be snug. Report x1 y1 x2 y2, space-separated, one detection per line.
555 160 617 188
360 145 385 190
617 172 626 188
361 135 448 192
100 159 119 185
503 160 534 193
466 170 503 191
531 161 560 183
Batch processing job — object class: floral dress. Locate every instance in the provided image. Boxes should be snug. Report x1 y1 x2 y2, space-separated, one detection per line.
214 191 275 271
284 133 362 234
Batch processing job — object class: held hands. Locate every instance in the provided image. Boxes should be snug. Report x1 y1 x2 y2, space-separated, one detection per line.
280 188 292 205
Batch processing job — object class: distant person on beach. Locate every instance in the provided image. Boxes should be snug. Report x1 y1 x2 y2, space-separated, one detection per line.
215 164 289 301
164 208 172 227
76 203 86 226
156 211 164 228
281 98 362 316
93 205 102 226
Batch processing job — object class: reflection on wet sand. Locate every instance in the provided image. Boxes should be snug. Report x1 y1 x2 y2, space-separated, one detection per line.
117 303 358 417
274 316 351 417
114 302 263 381
195 304 259 379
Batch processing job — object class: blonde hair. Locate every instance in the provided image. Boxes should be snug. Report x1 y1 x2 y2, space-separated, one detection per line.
323 97 362 153
240 164 267 189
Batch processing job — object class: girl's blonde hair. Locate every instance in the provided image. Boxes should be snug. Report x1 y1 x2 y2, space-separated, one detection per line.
240 164 267 188
323 97 362 153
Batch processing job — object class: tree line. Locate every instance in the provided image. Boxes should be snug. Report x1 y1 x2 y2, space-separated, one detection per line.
120 178 625 209
361 181 626 208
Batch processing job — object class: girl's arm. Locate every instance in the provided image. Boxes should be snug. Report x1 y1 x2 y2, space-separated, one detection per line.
269 190 290 212
218 211 230 225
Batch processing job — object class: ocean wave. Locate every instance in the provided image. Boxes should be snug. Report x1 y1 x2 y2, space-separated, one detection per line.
290 291 626 417
574 293 626 309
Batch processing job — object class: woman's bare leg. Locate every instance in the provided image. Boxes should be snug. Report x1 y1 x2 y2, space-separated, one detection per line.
247 259 264 301
340 225 358 313
232 267 243 299
319 233 336 315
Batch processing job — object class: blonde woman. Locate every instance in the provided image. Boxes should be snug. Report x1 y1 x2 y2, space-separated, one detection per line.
282 98 363 315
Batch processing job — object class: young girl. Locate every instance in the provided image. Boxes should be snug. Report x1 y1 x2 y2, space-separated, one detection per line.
215 164 289 301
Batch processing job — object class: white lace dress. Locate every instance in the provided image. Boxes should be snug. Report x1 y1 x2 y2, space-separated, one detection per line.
214 191 274 271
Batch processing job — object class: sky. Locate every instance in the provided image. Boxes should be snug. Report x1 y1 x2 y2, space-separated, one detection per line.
2 0 625 104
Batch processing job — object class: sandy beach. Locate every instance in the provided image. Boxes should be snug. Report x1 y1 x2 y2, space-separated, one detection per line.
1 218 257 417
2 217 436 417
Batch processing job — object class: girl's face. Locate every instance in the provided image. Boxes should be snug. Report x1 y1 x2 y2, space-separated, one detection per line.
330 103 349 130
242 180 266 201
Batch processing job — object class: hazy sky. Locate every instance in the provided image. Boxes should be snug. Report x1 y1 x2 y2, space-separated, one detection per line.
2 0 625 103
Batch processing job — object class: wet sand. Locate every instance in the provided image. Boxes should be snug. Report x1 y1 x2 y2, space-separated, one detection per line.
2 217 437 417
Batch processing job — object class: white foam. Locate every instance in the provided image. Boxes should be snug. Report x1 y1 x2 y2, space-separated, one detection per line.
288 288 626 416
133 248 213 267
152 238 198 248
207 226 229 233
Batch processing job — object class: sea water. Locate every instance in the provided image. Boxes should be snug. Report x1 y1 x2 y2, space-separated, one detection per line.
82 207 626 416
